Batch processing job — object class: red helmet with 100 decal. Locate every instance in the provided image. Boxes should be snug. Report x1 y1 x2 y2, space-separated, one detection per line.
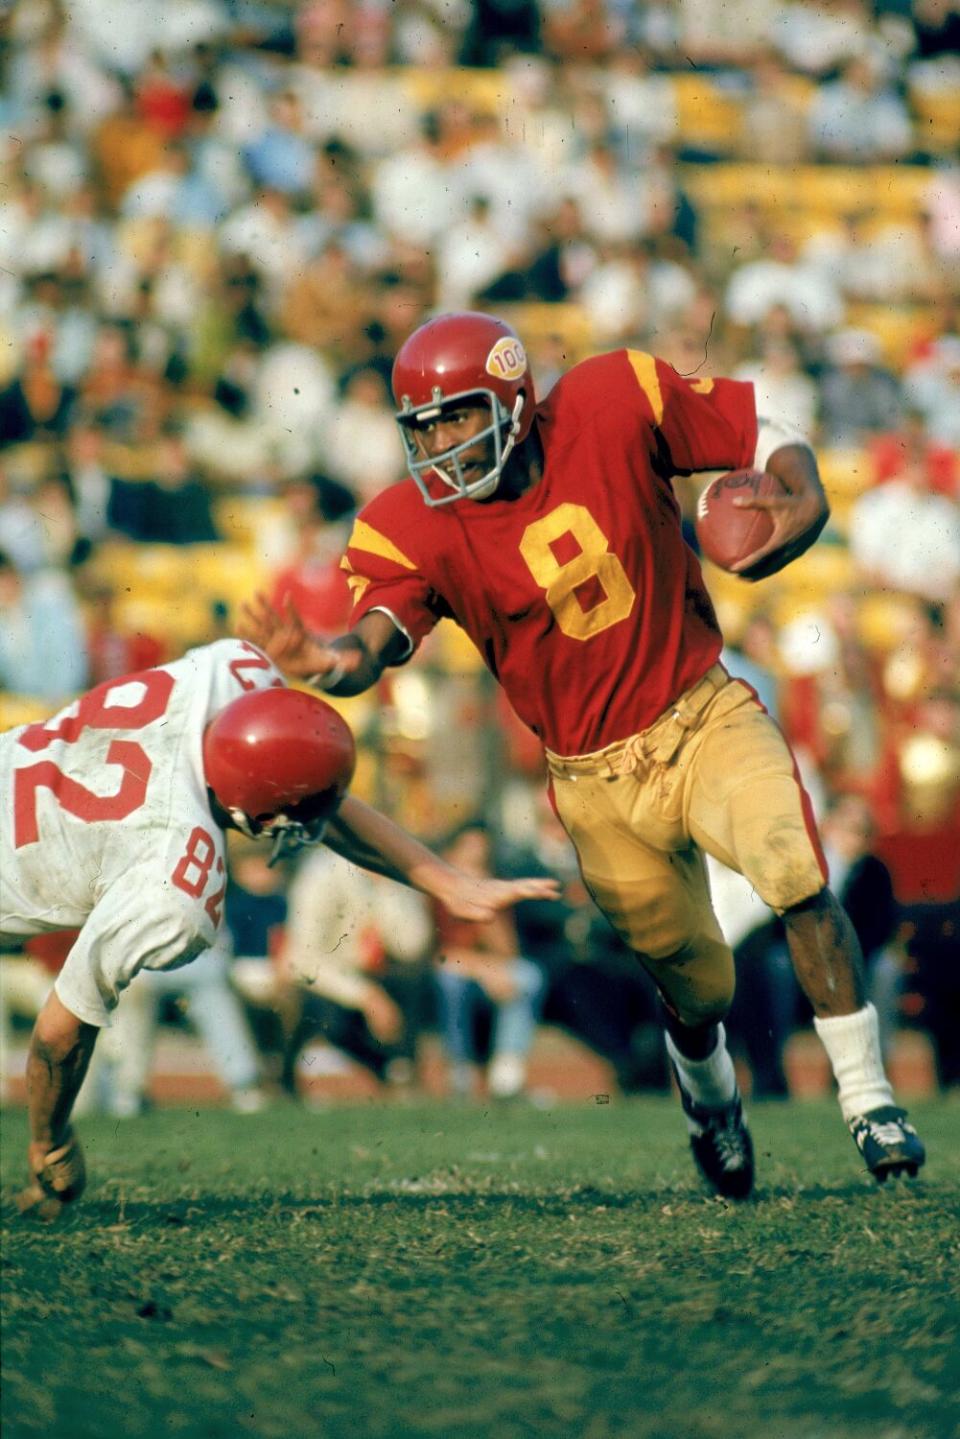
391 311 537 506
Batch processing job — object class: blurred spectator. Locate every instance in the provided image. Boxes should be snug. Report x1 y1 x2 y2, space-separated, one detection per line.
0 331 77 450
771 0 874 78
801 209 947 306
848 453 960 603
909 0 960 77
722 611 782 719
326 367 404 504
279 240 372 358
268 474 355 637
734 338 818 437
808 54 913 162
78 323 156 445
580 238 697 349
779 603 887 805
219 184 310 300
0 548 89 700
109 421 220 544
78 936 271 1117
437 195 521 313
820 793 902 1056
899 899 960 1090
434 822 546 1101
371 111 458 249
903 336 960 448
724 232 843 338
818 328 904 446
740 51 812 166
0 469 80 573
0 946 54 1106
868 409 959 500
462 0 543 66
283 846 434 1093
134 49 192 141
220 840 297 1089
82 578 166 684
243 89 315 199
543 0 623 65
500 790 670 1093
600 49 678 162
706 856 792 1098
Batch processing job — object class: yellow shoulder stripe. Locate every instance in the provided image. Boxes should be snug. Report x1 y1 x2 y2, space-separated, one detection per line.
626 350 664 426
339 556 372 602
347 518 417 571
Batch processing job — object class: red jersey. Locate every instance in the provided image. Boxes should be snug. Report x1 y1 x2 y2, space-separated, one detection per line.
342 350 758 756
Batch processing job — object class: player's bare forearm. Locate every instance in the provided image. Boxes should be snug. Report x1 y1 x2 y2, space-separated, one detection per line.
323 794 429 884
324 796 561 921
26 992 97 1148
732 444 829 579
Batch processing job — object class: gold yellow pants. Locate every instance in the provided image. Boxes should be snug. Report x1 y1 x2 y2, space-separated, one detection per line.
547 666 827 1026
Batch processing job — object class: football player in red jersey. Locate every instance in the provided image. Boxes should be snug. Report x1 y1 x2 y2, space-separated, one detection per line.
241 312 925 1197
3 638 560 1215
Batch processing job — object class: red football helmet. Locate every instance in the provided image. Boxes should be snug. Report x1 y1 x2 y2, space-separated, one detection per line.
203 688 356 862
392 312 537 506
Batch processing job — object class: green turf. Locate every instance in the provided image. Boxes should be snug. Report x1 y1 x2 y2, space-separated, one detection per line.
3 1098 959 1439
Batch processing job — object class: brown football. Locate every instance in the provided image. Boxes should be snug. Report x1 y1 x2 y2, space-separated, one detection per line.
695 469 785 574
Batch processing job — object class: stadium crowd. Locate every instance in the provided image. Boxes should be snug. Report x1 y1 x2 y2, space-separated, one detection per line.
1 0 958 1107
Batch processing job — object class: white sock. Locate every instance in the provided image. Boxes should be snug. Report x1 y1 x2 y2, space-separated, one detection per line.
665 1024 737 1121
488 1053 526 1099
813 1003 894 1122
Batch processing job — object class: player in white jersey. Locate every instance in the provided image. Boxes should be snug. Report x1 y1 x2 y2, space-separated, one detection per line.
2 638 559 1214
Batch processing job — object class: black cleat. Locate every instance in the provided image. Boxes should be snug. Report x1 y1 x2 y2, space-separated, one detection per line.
676 1083 755 1200
848 1105 926 1182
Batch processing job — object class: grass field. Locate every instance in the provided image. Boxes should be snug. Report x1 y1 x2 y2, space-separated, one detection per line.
3 1097 959 1439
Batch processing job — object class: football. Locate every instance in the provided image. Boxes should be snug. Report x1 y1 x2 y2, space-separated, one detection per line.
695 468 785 574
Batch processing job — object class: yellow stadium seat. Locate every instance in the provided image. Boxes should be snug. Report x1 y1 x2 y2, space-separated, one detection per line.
909 90 960 155
843 303 939 367
796 165 932 217
795 167 876 215
774 544 855 599
0 694 59 733
672 76 744 153
495 303 593 356
818 448 872 499
89 542 189 598
857 591 925 653
681 164 798 211
113 591 212 649
188 543 270 608
213 495 288 546
398 68 510 117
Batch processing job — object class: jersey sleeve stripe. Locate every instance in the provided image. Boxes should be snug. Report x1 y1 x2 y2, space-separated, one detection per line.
339 556 372 602
347 519 418 571
626 350 664 425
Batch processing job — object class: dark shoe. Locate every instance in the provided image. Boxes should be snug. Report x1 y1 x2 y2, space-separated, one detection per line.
848 1106 925 1182
678 1085 755 1200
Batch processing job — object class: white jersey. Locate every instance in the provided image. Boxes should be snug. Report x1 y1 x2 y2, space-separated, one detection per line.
0 639 284 1025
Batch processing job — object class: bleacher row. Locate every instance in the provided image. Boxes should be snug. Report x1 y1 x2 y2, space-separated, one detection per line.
402 68 959 158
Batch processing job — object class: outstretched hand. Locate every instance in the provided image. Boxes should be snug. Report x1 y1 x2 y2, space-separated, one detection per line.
238 592 352 682
434 872 561 924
